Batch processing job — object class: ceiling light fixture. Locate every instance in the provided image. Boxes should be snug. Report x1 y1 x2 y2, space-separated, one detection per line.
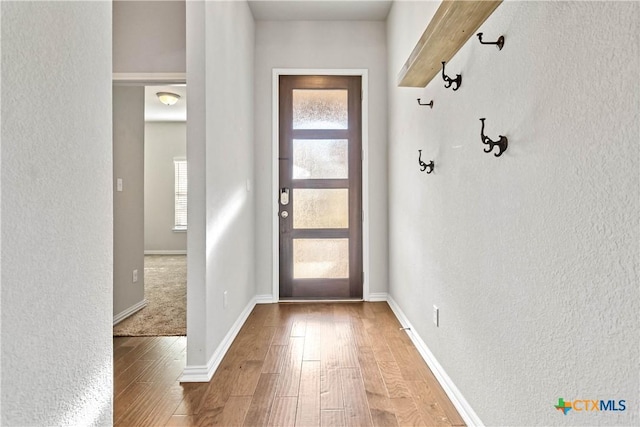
156 92 181 106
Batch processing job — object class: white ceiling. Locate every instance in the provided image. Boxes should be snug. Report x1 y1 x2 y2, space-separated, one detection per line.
145 84 186 122
144 1 394 121
248 0 393 21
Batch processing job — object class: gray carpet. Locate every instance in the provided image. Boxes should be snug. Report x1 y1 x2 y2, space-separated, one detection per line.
113 255 186 336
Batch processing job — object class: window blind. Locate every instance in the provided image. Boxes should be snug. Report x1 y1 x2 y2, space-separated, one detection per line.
174 159 187 229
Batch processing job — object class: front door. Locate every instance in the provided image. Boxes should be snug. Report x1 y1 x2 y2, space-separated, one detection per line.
278 75 362 299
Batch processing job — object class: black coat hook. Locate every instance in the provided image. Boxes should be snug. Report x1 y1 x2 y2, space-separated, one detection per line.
441 62 462 91
418 150 434 173
480 118 508 157
477 32 504 50
417 98 433 108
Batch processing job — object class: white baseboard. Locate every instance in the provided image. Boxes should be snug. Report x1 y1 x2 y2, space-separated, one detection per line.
144 250 187 255
180 297 257 382
368 292 388 302
386 296 484 427
113 299 148 325
255 294 275 304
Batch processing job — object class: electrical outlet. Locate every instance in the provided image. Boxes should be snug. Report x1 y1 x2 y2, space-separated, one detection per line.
132 269 138 283
433 305 439 327
223 291 228 309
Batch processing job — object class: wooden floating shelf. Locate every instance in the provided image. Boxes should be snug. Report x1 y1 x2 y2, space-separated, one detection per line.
397 0 503 88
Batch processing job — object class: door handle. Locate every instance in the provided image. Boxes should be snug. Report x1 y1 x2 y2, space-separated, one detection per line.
280 188 290 205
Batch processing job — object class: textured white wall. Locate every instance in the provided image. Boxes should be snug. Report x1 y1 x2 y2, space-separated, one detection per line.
186 0 256 366
113 0 186 73
254 20 388 298
1 2 113 425
387 1 639 425
113 86 145 318
144 122 187 252
0 0 3 416
185 0 208 365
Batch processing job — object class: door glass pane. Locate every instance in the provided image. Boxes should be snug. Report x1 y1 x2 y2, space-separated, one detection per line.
293 139 348 179
293 90 348 129
293 239 349 279
293 189 348 229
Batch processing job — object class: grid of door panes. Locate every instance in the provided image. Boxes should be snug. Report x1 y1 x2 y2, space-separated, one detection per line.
291 89 349 280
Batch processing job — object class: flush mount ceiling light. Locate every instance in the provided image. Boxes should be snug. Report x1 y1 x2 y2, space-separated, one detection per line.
156 92 181 106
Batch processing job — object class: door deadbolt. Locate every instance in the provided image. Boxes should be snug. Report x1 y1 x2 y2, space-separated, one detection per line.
280 211 289 219
280 188 290 205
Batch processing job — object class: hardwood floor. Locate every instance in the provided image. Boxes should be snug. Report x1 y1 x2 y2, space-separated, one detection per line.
114 302 465 427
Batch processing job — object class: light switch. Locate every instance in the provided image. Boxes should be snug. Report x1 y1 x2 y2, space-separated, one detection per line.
117 178 123 192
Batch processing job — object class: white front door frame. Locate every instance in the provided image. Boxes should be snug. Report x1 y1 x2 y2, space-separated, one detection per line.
271 68 371 302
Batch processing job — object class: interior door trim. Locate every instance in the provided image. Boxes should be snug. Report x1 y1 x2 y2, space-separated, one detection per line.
272 68 370 303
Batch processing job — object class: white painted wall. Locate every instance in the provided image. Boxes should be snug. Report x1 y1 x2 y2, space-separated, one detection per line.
113 86 145 318
254 20 388 298
144 121 187 253
186 0 255 367
113 0 186 74
185 0 207 366
387 1 639 425
1 2 113 424
0 1 3 416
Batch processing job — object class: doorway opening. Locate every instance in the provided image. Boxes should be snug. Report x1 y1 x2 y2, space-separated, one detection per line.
113 82 187 337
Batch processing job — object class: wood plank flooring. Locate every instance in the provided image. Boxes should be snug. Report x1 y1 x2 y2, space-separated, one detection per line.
114 302 465 427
